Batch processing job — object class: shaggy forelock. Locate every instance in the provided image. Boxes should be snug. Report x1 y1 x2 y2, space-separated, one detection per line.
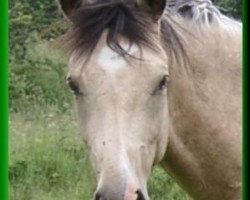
60 0 186 63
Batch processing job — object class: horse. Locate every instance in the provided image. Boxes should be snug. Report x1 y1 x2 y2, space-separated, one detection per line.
58 0 242 199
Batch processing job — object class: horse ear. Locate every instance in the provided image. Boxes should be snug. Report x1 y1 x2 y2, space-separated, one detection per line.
58 0 82 19
137 0 166 19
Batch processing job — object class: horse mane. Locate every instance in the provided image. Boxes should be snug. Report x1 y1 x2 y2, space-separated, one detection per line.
165 0 241 31
159 0 242 75
60 0 185 63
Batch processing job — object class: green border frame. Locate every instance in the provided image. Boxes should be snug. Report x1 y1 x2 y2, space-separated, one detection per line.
0 0 246 200
242 0 247 199
0 0 8 199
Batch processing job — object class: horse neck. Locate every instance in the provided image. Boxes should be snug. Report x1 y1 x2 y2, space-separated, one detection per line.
160 19 242 200
168 19 242 128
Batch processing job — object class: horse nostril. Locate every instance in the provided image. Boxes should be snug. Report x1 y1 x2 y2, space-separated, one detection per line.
136 190 146 200
94 192 101 200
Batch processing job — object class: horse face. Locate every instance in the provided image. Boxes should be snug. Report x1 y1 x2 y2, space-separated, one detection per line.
61 0 168 199
67 35 169 200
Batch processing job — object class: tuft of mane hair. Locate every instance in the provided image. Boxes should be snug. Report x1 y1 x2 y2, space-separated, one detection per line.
165 0 241 29
60 0 186 63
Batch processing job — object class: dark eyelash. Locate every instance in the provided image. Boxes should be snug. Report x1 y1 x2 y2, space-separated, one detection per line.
158 75 169 90
67 77 82 95
151 75 170 95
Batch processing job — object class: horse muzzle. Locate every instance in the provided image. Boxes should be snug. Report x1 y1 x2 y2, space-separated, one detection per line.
94 188 146 200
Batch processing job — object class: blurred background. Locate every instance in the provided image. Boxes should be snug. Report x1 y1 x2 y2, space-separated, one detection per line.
9 0 242 200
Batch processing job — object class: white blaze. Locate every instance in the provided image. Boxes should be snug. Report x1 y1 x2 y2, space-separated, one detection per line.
98 44 138 73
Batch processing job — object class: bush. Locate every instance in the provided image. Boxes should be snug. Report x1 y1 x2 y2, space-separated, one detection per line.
9 33 72 113
9 0 71 113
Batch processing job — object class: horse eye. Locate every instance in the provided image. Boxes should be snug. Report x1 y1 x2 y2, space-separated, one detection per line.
158 75 170 90
66 77 82 95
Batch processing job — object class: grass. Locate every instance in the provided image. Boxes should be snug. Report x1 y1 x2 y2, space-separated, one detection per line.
9 107 191 200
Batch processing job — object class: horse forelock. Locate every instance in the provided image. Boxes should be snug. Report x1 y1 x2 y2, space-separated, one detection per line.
59 0 187 65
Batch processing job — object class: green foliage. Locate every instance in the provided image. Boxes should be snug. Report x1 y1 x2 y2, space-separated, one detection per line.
148 168 192 200
9 35 72 113
9 0 66 61
215 0 242 19
9 112 96 200
9 0 70 113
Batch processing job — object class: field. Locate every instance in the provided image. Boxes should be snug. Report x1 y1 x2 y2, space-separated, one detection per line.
9 106 192 200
